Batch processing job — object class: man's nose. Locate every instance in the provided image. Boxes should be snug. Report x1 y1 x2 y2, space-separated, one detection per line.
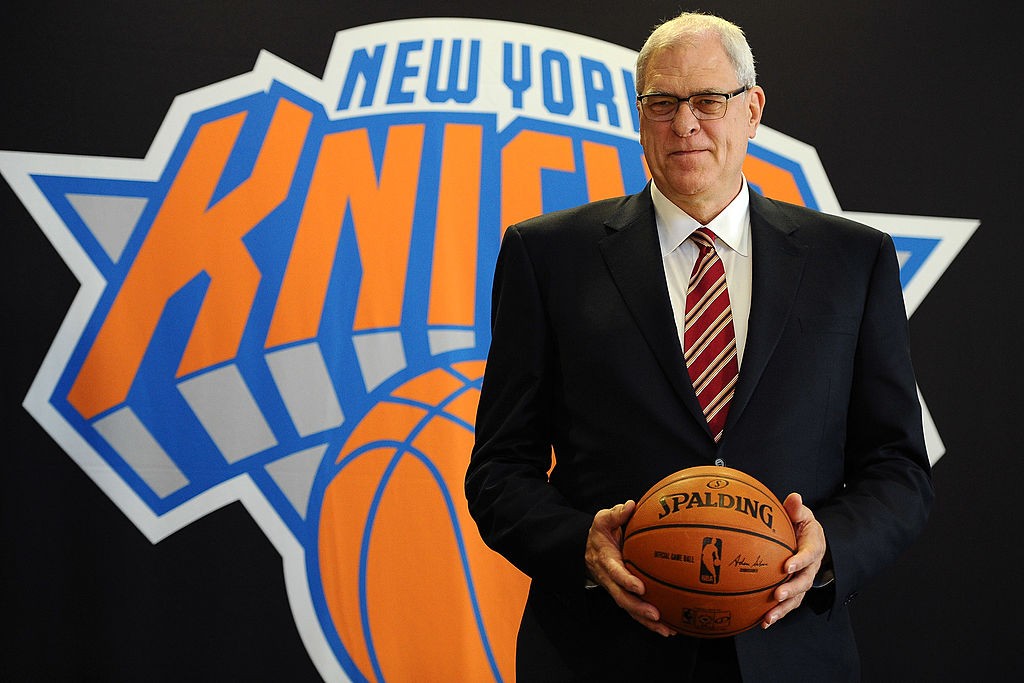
671 103 700 136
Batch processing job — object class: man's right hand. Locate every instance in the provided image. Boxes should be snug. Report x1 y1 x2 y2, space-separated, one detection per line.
584 500 677 637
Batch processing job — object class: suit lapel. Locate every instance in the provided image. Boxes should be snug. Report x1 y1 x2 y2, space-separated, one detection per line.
597 187 809 437
598 188 709 428
726 191 808 430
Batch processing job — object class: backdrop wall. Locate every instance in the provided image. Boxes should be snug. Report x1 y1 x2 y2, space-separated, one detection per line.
3 1 1018 681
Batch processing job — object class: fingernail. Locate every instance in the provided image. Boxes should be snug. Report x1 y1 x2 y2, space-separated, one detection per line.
787 564 797 573
778 591 788 602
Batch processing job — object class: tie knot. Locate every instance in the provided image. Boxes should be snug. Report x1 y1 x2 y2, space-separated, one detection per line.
691 228 716 251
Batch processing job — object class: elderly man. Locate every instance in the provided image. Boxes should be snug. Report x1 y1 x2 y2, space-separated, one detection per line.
466 11 932 681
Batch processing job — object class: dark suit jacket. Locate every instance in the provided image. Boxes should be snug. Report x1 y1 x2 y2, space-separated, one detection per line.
465 185 933 682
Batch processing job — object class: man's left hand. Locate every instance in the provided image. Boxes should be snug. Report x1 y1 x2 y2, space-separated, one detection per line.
761 492 827 629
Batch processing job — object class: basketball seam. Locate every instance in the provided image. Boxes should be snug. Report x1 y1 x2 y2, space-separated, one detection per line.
623 560 790 597
623 523 796 553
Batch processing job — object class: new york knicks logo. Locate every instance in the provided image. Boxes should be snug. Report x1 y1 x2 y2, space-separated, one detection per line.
0 18 978 681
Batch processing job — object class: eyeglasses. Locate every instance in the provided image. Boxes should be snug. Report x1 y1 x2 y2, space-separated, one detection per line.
637 85 750 121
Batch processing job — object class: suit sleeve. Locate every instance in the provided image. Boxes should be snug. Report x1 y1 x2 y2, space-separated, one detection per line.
465 225 593 592
814 231 934 613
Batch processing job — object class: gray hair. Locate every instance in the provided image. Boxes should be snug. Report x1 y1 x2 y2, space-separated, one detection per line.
635 11 757 94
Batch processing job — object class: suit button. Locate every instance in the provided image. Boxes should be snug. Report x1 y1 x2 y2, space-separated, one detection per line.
714 458 726 467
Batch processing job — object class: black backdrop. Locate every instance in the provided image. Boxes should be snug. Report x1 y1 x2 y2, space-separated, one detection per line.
3 1 1019 680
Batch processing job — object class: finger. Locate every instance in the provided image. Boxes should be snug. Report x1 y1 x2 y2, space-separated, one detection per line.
586 501 643 593
590 501 675 637
781 492 825 574
783 491 805 519
764 568 814 628
762 591 806 630
636 615 677 638
607 560 646 597
605 499 636 528
612 591 676 637
592 500 634 533
786 545 823 576
774 565 815 603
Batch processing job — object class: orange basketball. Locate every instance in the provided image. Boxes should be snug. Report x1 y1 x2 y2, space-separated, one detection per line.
622 466 797 638
317 363 528 681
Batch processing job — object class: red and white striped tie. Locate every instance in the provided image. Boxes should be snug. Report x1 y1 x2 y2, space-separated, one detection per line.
684 228 739 442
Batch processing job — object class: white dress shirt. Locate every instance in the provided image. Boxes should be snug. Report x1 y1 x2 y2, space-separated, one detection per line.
652 180 752 368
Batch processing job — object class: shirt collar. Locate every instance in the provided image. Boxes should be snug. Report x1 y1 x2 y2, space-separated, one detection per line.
652 180 751 258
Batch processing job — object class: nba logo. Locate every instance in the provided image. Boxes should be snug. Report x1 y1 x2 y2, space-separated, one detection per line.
700 537 722 584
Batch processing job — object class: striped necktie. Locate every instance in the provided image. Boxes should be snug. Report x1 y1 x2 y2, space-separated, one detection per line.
684 228 739 442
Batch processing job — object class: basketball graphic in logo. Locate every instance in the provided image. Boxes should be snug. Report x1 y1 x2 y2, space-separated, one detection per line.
316 363 527 681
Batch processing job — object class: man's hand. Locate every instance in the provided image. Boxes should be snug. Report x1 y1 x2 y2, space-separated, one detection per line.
584 500 676 637
762 492 827 629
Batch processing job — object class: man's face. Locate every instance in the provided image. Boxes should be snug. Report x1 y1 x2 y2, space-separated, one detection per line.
638 38 764 221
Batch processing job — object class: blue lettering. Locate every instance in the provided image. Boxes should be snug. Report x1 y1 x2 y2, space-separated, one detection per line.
503 42 532 109
387 40 424 105
622 68 640 133
426 39 480 104
581 57 619 127
337 45 386 110
541 49 574 116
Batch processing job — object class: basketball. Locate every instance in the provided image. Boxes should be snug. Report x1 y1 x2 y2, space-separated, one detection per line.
317 363 528 681
621 466 797 638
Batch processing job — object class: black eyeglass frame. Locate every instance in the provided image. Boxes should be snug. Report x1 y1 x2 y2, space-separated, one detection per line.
636 85 751 121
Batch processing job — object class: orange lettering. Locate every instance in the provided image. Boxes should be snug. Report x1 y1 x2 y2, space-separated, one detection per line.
267 124 424 344
581 140 625 201
500 130 574 230
428 124 482 327
67 99 311 419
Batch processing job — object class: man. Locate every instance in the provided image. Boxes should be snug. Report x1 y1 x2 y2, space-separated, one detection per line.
466 11 932 681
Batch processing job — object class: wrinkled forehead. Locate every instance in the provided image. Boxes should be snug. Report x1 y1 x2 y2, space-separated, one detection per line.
639 40 738 93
